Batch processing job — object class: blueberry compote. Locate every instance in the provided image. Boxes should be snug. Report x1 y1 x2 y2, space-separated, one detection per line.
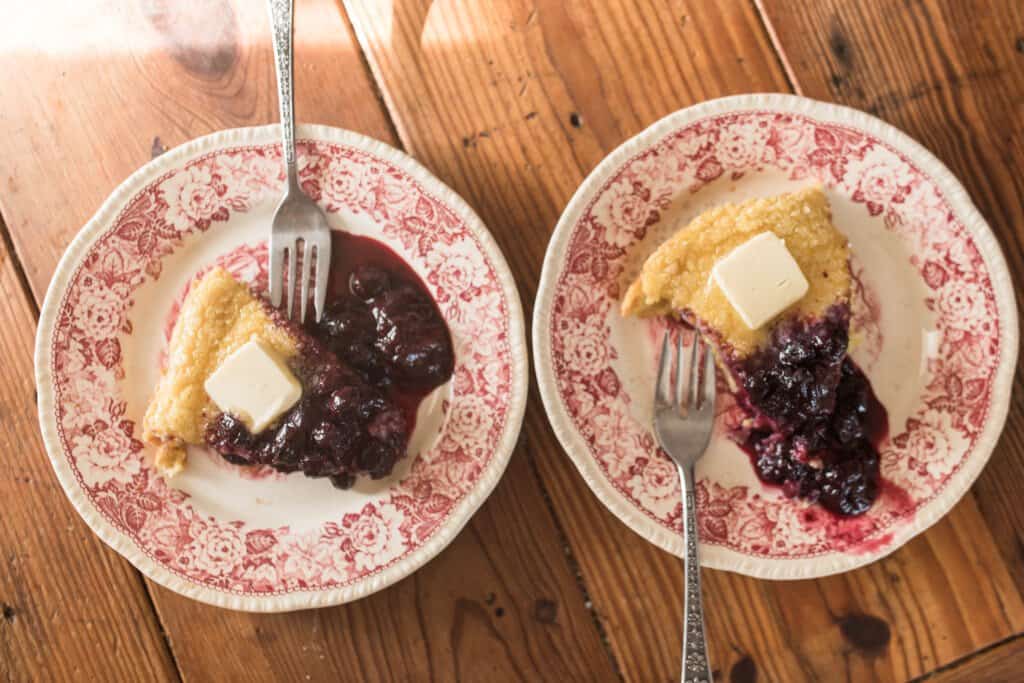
731 305 887 516
205 232 454 489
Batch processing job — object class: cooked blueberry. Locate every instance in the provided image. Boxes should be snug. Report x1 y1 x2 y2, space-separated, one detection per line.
369 446 399 480
319 298 377 346
307 364 344 396
220 452 250 466
355 443 381 473
328 386 361 417
204 413 253 458
284 403 312 433
834 412 864 445
330 473 356 489
312 421 344 450
299 453 331 477
357 394 388 420
350 264 391 299
368 408 408 448
204 236 453 488
270 442 299 468
755 453 787 484
337 342 388 382
369 284 455 384
779 340 812 365
737 305 884 517
254 440 277 465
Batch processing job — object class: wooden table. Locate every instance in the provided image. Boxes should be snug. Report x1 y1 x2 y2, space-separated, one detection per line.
1 1 1022 681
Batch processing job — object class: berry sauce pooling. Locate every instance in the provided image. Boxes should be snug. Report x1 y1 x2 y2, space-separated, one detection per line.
205 232 454 488
731 305 887 517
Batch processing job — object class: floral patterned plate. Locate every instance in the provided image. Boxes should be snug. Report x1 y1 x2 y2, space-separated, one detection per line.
35 125 527 610
533 94 1017 579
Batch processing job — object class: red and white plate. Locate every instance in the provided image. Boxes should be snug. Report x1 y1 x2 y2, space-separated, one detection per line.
534 94 1017 578
35 125 527 611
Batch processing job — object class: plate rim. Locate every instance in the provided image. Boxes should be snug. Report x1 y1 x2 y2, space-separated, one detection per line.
532 93 1019 579
34 123 529 611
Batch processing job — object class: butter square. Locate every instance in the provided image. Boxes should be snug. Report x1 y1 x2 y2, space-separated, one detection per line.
204 339 302 434
711 232 810 330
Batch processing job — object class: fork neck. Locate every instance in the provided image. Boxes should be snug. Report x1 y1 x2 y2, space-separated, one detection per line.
267 0 299 195
285 160 300 195
676 463 697 493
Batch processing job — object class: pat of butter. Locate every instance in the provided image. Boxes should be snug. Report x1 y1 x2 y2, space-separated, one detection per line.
204 340 301 434
711 232 809 330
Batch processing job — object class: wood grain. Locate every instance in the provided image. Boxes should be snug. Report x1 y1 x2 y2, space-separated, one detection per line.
920 634 1024 683
2 0 1022 679
0 1 616 680
0 222 178 680
1 0 395 300
151 466 618 681
344 0 1024 680
758 0 1024 661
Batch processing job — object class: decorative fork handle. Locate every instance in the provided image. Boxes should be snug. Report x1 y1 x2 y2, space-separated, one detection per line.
679 464 712 683
267 0 298 189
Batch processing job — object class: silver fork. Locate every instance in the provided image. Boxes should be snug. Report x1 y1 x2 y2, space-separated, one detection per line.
267 0 331 323
653 330 716 683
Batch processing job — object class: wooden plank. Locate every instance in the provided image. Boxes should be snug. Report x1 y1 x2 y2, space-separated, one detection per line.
920 635 1024 683
343 0 1024 680
0 224 178 681
758 0 1024 647
150 467 620 681
1 0 396 300
0 1 617 680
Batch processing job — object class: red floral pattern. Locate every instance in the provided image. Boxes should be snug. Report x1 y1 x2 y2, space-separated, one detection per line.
548 112 1002 558
48 142 515 594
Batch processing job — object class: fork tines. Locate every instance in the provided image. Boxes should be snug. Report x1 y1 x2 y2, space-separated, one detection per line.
655 330 716 412
270 231 331 324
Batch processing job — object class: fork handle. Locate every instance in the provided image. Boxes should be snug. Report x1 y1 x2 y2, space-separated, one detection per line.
679 464 713 683
267 0 298 189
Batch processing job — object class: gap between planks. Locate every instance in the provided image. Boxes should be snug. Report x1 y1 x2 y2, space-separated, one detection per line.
340 0 1024 679
0 203 185 682
6 4 634 680
334 0 404 155
527 441 626 682
909 630 1024 682
338 2 628 678
736 0 1024 677
751 0 803 96
0 209 39 318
